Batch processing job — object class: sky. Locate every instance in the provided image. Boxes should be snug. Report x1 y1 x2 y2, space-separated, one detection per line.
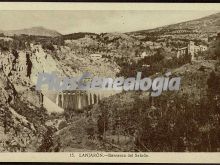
0 10 219 34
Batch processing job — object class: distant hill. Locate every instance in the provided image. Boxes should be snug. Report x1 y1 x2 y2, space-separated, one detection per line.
3 26 62 37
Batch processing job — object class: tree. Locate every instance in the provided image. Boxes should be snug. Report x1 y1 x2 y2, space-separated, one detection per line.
37 126 54 152
58 120 68 130
97 114 108 140
215 34 220 60
26 53 32 78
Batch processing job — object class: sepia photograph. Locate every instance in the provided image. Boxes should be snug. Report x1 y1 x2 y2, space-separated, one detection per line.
0 2 220 163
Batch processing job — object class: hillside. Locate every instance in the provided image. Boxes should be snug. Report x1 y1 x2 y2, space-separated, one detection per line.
164 12 220 33
0 68 48 152
130 12 220 35
53 31 220 152
128 12 220 43
80 60 218 152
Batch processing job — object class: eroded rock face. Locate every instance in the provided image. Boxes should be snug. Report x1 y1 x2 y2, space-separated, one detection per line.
0 59 47 152
0 106 36 152
0 70 16 105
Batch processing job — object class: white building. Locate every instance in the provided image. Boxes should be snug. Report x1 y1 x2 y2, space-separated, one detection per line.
141 52 148 58
90 54 102 60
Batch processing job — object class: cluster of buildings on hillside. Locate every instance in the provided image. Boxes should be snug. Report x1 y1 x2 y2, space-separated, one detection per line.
139 40 209 61
177 41 208 61
89 40 209 62
170 33 219 60
82 33 220 62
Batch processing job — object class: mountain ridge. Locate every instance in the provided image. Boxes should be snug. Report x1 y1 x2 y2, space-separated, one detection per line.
127 12 220 34
2 26 62 37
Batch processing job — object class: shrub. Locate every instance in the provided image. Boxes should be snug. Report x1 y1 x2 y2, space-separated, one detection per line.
58 120 68 130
